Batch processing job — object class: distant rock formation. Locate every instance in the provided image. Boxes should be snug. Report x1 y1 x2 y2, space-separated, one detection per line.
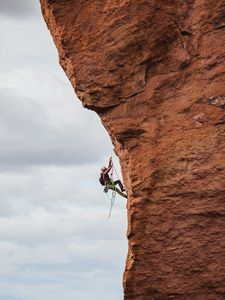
40 1 225 298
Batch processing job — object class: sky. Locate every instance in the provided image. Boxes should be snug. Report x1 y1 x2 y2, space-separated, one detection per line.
0 1 127 299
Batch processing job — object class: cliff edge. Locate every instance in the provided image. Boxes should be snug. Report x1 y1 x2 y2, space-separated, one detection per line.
40 1 225 299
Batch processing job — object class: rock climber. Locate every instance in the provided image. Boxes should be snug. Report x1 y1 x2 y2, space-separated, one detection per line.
99 157 127 197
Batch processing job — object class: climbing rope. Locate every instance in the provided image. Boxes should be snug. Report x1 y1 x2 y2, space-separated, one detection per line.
107 158 116 218
111 151 123 182
107 182 116 218
105 152 125 218
113 163 121 182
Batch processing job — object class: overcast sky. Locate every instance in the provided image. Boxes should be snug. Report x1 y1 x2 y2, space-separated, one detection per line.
0 1 127 299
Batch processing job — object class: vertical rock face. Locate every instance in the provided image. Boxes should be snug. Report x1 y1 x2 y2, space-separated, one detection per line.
40 1 225 299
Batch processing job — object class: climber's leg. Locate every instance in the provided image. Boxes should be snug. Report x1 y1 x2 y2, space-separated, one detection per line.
113 180 125 192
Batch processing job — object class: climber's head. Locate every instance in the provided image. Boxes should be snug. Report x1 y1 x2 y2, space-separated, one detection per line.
101 166 106 172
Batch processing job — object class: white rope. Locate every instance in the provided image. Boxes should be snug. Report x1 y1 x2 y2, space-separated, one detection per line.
106 151 122 218
111 150 122 181
108 189 116 218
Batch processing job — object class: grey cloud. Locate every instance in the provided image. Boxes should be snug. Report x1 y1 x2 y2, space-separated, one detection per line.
0 278 122 300
0 16 56 72
0 163 125 222
0 208 126 299
0 88 109 169
0 297 22 300
0 206 127 245
0 0 39 18
0 3 127 299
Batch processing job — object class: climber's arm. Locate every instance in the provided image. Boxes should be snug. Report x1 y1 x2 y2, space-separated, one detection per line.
103 157 112 174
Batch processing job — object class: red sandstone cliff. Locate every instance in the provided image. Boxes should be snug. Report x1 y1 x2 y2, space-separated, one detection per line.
40 1 225 299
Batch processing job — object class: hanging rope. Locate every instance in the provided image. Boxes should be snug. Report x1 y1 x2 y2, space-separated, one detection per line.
113 164 121 181
105 152 126 218
108 182 116 218
111 151 121 181
107 158 115 218
110 156 114 180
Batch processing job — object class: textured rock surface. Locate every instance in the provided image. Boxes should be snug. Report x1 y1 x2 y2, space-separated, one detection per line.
40 0 225 299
